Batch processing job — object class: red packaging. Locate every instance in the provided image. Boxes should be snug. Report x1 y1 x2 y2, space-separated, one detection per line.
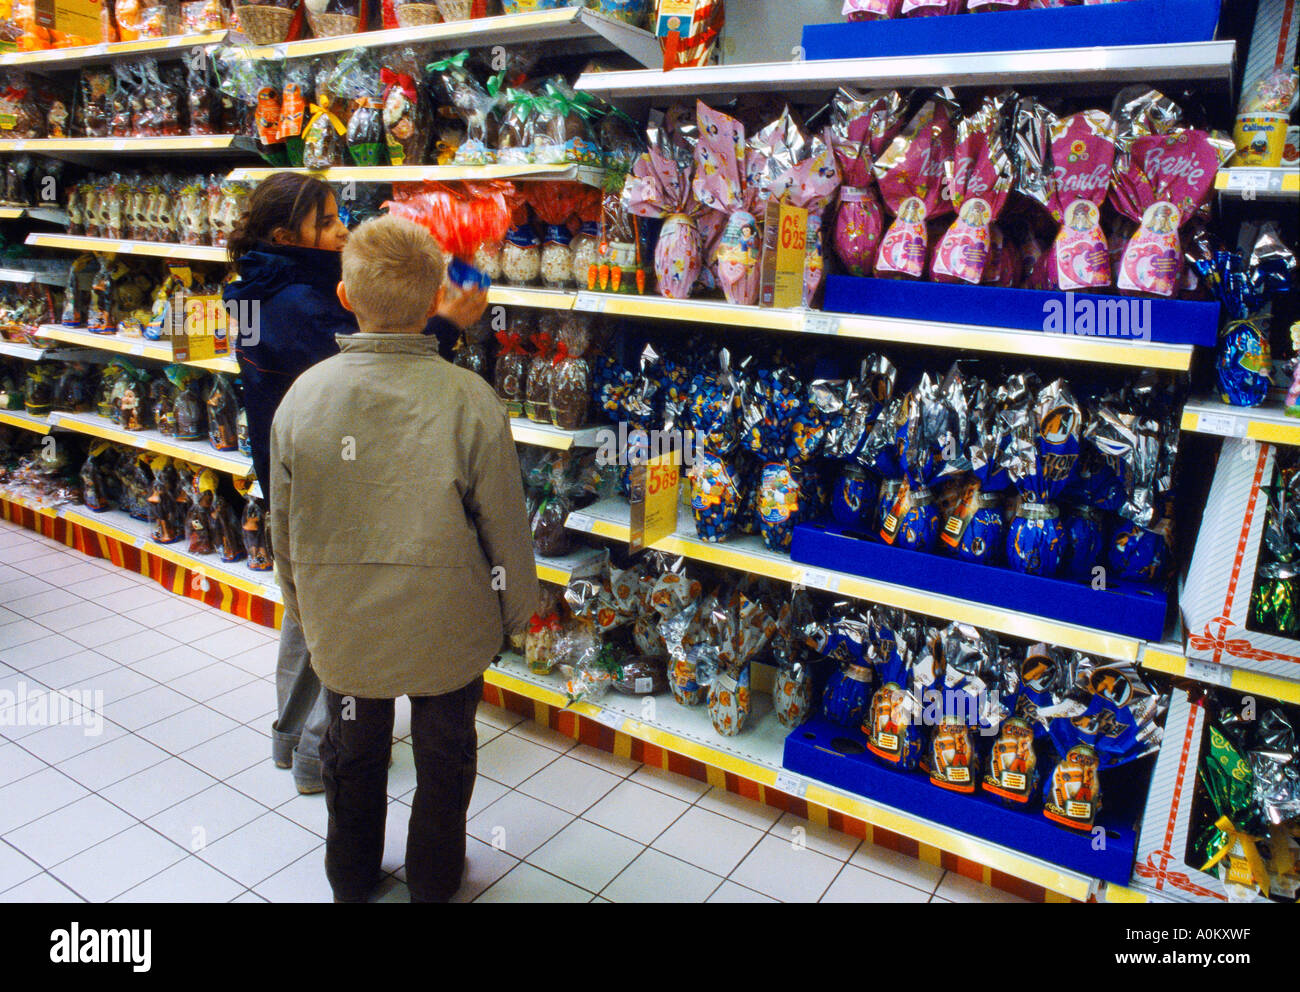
1109 131 1223 297
830 88 904 276
384 180 515 261
1046 111 1116 291
873 95 956 279
932 93 1014 284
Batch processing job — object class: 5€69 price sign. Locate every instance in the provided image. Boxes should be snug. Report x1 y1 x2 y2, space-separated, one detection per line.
629 449 681 553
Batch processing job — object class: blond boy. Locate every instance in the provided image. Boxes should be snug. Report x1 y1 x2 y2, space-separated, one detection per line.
269 216 537 903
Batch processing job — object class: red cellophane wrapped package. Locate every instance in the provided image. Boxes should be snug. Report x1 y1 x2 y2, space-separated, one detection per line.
384 180 515 261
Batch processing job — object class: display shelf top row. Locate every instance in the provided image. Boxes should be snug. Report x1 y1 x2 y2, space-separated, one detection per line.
0 8 659 70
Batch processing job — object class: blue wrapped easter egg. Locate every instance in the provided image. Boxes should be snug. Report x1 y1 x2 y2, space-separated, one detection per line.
1006 501 1064 577
831 465 873 529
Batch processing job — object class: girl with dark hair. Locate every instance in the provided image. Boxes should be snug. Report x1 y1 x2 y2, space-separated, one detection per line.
224 172 487 795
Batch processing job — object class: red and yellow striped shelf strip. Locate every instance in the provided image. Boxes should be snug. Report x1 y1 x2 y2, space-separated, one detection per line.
0 492 281 629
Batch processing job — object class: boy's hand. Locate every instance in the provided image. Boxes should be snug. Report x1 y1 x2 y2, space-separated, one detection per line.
437 287 489 330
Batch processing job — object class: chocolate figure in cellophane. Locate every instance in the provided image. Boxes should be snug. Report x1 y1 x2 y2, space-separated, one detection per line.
165 365 206 441
145 455 184 544
240 490 274 571
206 373 239 451
186 468 217 555
79 442 114 513
210 487 246 563
864 610 927 770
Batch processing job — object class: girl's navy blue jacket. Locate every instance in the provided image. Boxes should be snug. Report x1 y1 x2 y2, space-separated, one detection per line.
224 242 458 499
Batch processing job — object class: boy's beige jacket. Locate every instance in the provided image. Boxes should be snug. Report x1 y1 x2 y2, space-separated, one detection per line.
269 333 538 699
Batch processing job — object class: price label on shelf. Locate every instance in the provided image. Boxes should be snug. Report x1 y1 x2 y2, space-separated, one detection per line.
1186 658 1233 687
565 511 595 533
260 584 280 601
132 536 148 549
1196 411 1245 438
797 568 840 593
1225 169 1284 193
112 139 128 151
129 341 146 356
272 44 289 59
574 292 604 313
804 313 838 336
773 772 807 797
593 707 624 730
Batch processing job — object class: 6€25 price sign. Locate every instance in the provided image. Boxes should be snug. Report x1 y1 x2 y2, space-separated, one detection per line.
629 448 681 554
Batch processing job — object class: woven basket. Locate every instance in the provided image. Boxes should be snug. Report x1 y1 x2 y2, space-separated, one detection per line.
395 1 443 25
233 4 295 44
435 0 473 20
306 10 360 35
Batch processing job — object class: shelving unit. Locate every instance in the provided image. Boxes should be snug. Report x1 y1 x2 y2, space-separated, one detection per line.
234 7 660 66
0 266 71 286
226 163 606 186
45 411 253 477
487 288 1196 369
1215 167 1300 199
24 233 229 263
576 40 1237 101
0 341 89 362
0 136 256 159
0 31 229 69
0 206 69 225
1181 396 1300 446
0 408 53 435
35 325 239 374
485 652 1094 901
1140 640 1300 707
509 417 605 451
565 497 1149 663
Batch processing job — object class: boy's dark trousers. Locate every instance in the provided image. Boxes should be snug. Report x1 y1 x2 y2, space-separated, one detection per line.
320 676 482 903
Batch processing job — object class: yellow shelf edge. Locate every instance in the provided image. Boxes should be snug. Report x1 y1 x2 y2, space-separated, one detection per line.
49 413 253 478
25 234 228 263
35 326 239 374
1140 643 1300 706
0 410 52 435
0 31 228 67
486 663 1092 900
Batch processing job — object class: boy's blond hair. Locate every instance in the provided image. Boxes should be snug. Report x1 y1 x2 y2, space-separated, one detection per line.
341 215 447 332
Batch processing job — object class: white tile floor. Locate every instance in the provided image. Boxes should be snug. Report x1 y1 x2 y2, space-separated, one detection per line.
0 515 1019 903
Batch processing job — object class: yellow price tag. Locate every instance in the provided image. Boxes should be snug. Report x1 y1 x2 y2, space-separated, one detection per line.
629 448 680 553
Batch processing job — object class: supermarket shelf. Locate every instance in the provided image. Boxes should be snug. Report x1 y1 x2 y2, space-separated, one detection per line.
1181 396 1300 446
482 287 1196 369
0 136 256 157
576 40 1236 101
227 163 605 186
0 266 70 286
566 497 1148 662
36 325 240 374
0 340 91 361
1140 640 1300 706
235 8 659 67
25 233 229 263
829 311 1195 371
1215 168 1300 199
0 31 229 70
0 409 52 435
0 206 69 224
46 411 254 478
510 417 605 451
486 652 1094 901
486 286 580 311
534 546 605 586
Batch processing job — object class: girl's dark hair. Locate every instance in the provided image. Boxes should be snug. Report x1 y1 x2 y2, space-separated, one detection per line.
227 172 336 267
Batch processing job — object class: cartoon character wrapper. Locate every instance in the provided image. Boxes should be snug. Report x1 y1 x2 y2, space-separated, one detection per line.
658 582 711 707
623 147 705 300
865 610 927 769
932 93 1014 285
1108 89 1231 298
843 0 901 18
873 93 957 278
1043 743 1102 830
900 0 964 14
694 101 763 305
829 89 903 275
704 589 777 736
983 717 1039 805
1047 110 1117 291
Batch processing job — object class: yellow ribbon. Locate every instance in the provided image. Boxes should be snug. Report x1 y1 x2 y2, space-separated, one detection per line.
1201 815 1271 898
305 104 345 138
